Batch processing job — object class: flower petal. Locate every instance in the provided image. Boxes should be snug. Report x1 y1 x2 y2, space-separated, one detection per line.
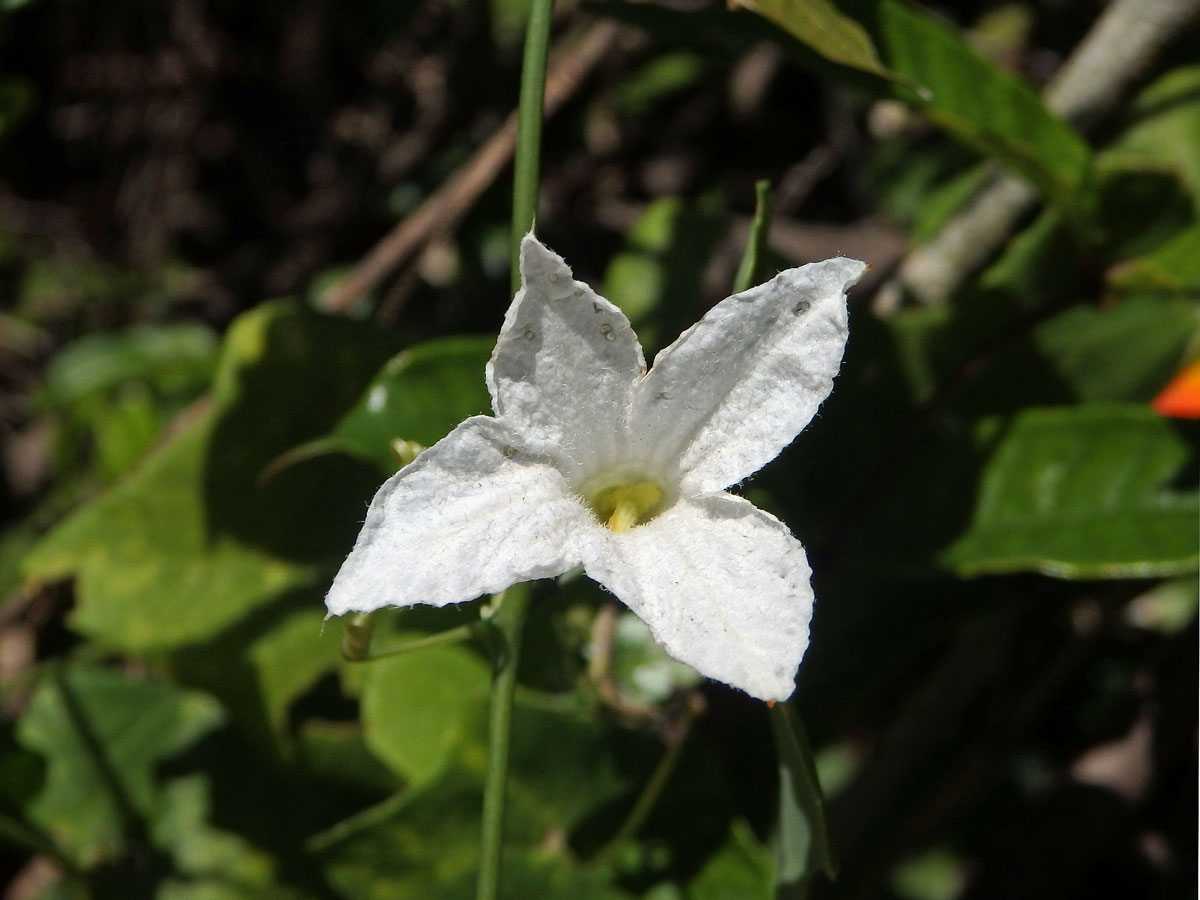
325 416 593 616
629 258 864 493
580 493 814 701
486 234 646 481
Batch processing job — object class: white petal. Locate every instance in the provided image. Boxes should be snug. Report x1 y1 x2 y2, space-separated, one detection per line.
629 258 864 493
325 416 594 616
579 493 814 701
486 234 646 481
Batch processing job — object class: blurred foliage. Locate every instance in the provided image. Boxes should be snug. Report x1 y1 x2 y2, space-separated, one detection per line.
1 0 1197 899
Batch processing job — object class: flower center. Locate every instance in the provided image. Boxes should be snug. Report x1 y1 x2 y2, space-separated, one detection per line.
587 480 664 532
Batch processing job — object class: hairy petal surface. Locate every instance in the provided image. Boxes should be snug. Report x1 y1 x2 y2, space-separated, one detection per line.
326 416 592 615
630 258 864 493
580 493 814 701
487 235 645 480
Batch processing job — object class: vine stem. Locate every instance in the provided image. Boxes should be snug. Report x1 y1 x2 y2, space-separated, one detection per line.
510 0 555 295
477 0 554 894
475 589 532 900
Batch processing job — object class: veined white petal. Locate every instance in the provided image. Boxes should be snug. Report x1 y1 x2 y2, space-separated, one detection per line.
629 258 864 493
325 416 592 616
486 234 646 480
579 493 814 701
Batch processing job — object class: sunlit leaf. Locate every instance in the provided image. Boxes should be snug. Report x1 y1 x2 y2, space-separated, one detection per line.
23 418 318 651
23 301 400 651
858 0 1092 207
38 323 218 409
729 0 904 85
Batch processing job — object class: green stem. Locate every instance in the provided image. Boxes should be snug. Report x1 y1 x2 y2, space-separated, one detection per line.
595 695 704 858
345 622 482 662
476 588 532 900
341 612 376 661
478 0 552 892
510 0 555 295
732 179 773 294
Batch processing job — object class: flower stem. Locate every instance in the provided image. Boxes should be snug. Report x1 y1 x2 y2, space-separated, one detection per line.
340 612 376 661
478 0 552 893
475 588 532 900
510 0 555 295
345 622 482 662
732 179 773 294
594 693 705 858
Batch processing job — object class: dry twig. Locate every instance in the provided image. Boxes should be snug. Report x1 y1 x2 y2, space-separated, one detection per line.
320 21 622 313
889 0 1200 307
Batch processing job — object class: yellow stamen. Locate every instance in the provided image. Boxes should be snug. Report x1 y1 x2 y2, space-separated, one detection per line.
606 498 640 532
588 480 664 532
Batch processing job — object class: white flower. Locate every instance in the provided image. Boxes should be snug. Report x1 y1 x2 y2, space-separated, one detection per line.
327 234 865 701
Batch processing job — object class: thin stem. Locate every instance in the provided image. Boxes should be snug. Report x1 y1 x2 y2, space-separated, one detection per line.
595 693 705 858
478 0 551 892
732 179 773 294
306 790 409 853
344 623 481 662
510 0 555 295
475 588 532 900
341 612 376 661
475 1 553 891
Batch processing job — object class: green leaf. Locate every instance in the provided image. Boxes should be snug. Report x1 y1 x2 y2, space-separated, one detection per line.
296 720 400 794
728 0 904 85
23 418 317 652
769 703 835 897
359 644 490 788
16 665 224 867
613 52 707 116
688 820 773 900
1093 161 1195 262
1108 225 1200 297
942 405 1198 578
859 0 1092 206
38 323 218 410
1034 297 1199 403
601 193 728 354
151 775 306 900
275 336 495 476
168 599 342 753
938 295 1200 416
23 300 400 651
1110 65 1200 205
203 301 404 559
317 700 631 900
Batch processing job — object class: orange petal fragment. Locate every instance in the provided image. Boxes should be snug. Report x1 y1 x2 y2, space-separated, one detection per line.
1152 357 1200 419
